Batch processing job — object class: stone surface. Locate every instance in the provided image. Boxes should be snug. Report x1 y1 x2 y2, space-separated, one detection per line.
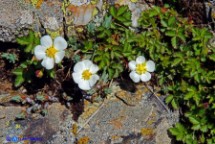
0 83 176 143
0 0 64 42
75 83 174 143
0 0 151 42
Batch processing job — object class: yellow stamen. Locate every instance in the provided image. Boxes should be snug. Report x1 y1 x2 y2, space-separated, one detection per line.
136 63 147 74
46 46 58 58
82 69 92 80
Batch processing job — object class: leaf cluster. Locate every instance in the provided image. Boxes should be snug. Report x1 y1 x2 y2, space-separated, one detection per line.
137 6 215 143
1 53 17 64
80 5 141 79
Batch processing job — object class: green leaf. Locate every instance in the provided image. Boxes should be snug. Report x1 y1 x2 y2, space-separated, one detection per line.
171 36 177 48
171 58 181 67
14 75 25 87
16 37 29 45
109 6 117 17
117 6 128 17
24 44 33 53
12 68 23 76
47 70 55 78
161 20 168 27
165 95 173 104
189 116 200 125
171 99 178 109
165 30 176 37
209 54 215 61
168 16 176 26
103 15 112 29
36 95 46 102
10 96 22 103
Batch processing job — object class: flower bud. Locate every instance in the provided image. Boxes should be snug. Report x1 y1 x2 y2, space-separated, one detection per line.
35 70 43 78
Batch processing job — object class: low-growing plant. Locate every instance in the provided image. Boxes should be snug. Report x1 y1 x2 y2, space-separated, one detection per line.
1 53 17 64
8 3 215 143
14 31 63 87
79 5 142 79
73 4 215 144
136 5 215 144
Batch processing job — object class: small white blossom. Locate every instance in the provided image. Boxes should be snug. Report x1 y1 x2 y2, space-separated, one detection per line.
72 60 99 90
69 0 90 6
128 56 155 83
34 35 67 70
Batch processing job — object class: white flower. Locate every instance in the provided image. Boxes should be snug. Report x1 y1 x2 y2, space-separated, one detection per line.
72 60 99 90
34 35 68 70
128 56 155 83
69 0 90 6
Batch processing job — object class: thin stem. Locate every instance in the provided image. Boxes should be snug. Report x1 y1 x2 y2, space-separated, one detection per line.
144 83 170 113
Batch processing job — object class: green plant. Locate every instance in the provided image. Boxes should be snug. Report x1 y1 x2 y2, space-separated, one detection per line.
79 5 142 79
136 6 215 143
1 53 17 63
14 31 56 87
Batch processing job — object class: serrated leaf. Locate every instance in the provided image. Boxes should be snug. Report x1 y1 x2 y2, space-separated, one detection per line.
189 116 200 125
12 68 23 76
103 15 112 29
25 44 33 53
116 17 127 22
171 99 178 109
171 36 177 48
165 95 173 104
165 30 176 37
16 37 29 45
209 54 215 61
161 20 168 27
117 6 128 17
172 58 181 67
123 12 131 20
10 96 22 103
169 127 180 136
192 124 201 130
14 75 25 87
36 95 45 102
168 17 176 26
29 31 34 43
109 6 117 17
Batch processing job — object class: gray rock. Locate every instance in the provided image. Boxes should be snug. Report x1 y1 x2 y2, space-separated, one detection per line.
0 0 64 42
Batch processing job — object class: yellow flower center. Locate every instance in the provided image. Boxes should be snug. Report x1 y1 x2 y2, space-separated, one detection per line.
46 46 58 58
136 63 147 74
82 69 92 80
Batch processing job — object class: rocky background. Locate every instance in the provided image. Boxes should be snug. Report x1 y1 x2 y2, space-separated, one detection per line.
0 0 212 143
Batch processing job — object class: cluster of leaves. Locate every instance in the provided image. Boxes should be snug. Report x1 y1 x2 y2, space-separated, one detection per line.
136 6 215 144
76 4 215 144
10 4 215 143
79 5 142 79
1 53 17 64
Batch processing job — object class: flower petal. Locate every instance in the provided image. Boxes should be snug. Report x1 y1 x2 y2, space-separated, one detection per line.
41 35 53 48
72 72 82 84
140 72 151 82
78 80 91 90
146 60 155 72
34 45 46 60
128 60 136 71
89 74 99 87
41 57 54 70
54 36 68 50
89 63 99 74
55 51 65 63
74 61 86 73
82 60 93 69
129 71 140 83
136 56 145 64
